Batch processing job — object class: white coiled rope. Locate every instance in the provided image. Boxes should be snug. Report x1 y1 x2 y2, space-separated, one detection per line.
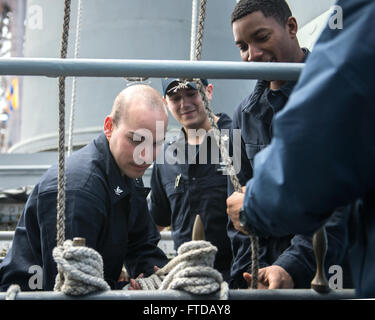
5 284 20 300
53 239 110 295
126 240 229 300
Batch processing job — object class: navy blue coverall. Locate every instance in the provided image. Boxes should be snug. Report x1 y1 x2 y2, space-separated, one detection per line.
149 113 233 281
241 0 375 298
228 49 351 289
0 133 169 291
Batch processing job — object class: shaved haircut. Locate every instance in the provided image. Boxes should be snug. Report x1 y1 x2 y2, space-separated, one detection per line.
111 84 167 127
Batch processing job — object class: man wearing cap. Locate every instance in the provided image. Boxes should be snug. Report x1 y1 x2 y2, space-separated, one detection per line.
148 78 233 281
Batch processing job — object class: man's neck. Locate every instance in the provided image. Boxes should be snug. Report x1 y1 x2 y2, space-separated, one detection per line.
270 48 305 91
184 115 219 145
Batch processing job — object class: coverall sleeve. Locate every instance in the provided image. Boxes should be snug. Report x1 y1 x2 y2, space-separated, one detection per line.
125 189 169 278
273 206 350 288
227 105 271 288
0 186 107 291
243 0 375 237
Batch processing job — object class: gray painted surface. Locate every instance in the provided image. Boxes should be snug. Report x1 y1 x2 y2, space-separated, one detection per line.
13 0 255 152
0 152 56 189
287 0 337 28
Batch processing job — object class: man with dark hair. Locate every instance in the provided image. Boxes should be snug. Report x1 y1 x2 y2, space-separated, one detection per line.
227 0 374 298
149 79 233 281
227 0 350 289
231 0 292 26
0 85 170 291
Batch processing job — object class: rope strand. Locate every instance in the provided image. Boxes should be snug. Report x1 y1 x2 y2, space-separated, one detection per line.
192 0 259 289
56 0 72 248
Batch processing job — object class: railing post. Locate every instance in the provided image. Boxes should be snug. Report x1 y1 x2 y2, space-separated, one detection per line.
311 227 330 293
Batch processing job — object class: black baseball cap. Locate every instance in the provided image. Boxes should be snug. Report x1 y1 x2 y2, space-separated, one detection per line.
161 78 209 96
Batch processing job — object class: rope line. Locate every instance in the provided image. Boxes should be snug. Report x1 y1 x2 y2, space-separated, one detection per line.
192 0 259 289
56 0 71 248
194 0 206 62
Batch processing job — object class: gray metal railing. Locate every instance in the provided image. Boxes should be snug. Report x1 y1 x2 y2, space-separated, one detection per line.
0 58 304 81
0 231 14 241
0 289 356 300
0 231 173 242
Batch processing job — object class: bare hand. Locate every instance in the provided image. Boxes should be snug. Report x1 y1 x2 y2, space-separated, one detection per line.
128 273 144 290
226 186 248 234
243 265 294 289
128 266 160 290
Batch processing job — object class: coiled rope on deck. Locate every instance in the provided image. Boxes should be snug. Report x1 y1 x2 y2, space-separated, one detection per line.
53 240 110 295
127 241 229 300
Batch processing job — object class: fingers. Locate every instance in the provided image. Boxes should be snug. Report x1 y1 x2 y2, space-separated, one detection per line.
128 278 142 290
154 266 160 272
244 266 294 290
243 269 268 289
128 272 145 290
243 272 252 285
226 192 248 234
267 281 281 290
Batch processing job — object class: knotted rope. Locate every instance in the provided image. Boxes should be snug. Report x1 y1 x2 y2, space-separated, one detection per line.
5 284 20 300
53 240 110 295
191 0 259 289
127 241 229 300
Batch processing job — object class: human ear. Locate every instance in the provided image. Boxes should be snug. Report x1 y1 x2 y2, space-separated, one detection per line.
163 97 174 112
104 116 113 140
286 16 298 38
205 84 214 101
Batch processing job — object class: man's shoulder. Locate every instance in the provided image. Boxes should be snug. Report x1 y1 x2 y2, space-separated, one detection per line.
217 112 232 130
38 140 107 195
155 136 182 167
240 80 268 107
232 92 257 126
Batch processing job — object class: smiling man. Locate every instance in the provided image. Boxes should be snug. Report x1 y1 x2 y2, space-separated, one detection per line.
148 78 233 281
0 84 169 292
226 0 352 290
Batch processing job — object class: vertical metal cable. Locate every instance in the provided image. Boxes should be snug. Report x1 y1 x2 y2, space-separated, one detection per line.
68 0 83 156
190 0 199 60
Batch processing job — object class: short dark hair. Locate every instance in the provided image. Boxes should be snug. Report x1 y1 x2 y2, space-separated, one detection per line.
231 0 292 26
